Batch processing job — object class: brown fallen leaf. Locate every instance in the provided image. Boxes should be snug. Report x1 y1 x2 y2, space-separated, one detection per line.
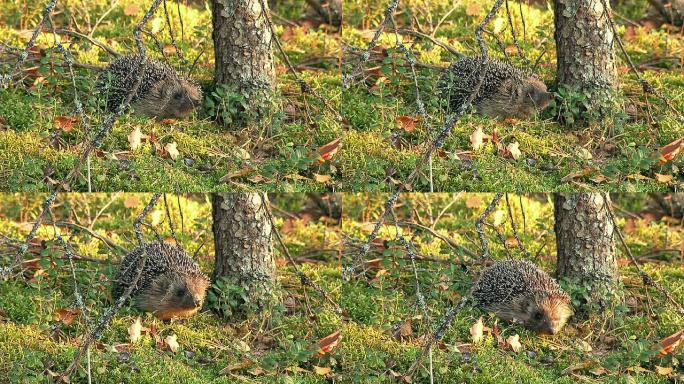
317 138 341 163
657 137 683 165
54 116 79 132
396 115 420 132
561 167 595 183
219 359 255 375
317 330 341 357
561 359 596 375
655 173 673 183
470 316 484 344
506 141 522 160
55 308 79 325
657 329 684 357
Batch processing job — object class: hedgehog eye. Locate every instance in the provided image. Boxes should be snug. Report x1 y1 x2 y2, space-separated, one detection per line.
175 289 185 297
533 312 543 321
173 92 183 100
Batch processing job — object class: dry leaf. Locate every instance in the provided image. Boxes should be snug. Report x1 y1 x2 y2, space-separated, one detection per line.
589 367 607 376
507 141 522 160
317 330 341 357
465 3 481 16
128 127 143 150
165 142 180 160
317 138 341 163
128 317 143 343
561 167 595 183
655 366 673 375
465 195 482 208
398 319 413 338
470 127 485 150
396 115 420 132
657 329 684 357
55 308 79 325
657 137 683 164
219 359 255 374
561 360 595 375
162 44 177 55
54 116 79 132
506 334 522 352
165 334 179 352
123 4 140 16
123 195 140 208
313 173 331 183
655 173 673 183
470 316 484 344
313 366 332 375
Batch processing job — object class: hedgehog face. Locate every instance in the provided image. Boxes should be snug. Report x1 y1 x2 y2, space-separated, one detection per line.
523 294 573 335
162 273 209 310
523 78 553 114
160 79 202 119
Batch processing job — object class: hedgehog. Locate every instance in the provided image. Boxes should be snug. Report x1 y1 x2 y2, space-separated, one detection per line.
472 260 572 335
438 56 553 119
112 242 210 320
96 54 202 119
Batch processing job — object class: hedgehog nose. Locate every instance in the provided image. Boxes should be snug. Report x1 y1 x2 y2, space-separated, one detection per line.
193 298 201 307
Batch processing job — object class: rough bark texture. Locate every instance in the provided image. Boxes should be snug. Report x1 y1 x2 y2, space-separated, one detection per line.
650 193 684 218
212 193 275 312
305 0 342 26
648 0 684 26
554 0 616 119
554 193 618 309
211 0 275 122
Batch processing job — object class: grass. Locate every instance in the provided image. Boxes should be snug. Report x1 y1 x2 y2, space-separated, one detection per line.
341 193 684 383
0 193 342 383
0 0 342 192
340 0 684 191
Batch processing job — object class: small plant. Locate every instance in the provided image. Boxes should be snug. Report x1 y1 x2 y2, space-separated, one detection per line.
206 276 276 319
203 83 251 125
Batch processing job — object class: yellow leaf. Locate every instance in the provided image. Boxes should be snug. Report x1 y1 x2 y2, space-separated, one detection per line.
313 174 332 183
313 366 332 375
655 173 673 183
655 366 673 375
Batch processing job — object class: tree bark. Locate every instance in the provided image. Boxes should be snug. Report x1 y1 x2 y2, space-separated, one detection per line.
211 0 275 124
554 193 618 310
554 0 616 121
212 193 275 314
648 0 684 26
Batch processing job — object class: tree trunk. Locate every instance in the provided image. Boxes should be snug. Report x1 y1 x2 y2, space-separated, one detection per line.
211 193 275 315
211 0 275 125
648 0 684 26
554 193 618 310
554 0 616 121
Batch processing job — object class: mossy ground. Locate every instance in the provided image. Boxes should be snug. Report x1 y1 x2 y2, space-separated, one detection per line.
0 0 342 192
341 193 684 383
341 0 683 191
0 193 342 383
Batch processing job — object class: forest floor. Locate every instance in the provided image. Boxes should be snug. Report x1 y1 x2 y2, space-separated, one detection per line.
341 0 684 191
0 194 342 383
341 193 684 383
0 0 342 192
